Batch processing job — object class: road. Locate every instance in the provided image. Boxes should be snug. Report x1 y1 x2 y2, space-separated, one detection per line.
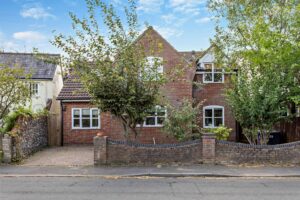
1 177 300 200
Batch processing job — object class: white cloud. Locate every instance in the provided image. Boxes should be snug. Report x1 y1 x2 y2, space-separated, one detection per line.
154 26 183 39
20 5 55 19
13 31 46 42
195 17 212 23
161 14 189 27
161 14 177 24
138 0 164 13
169 0 206 16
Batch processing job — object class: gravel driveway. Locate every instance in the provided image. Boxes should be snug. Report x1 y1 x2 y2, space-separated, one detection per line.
21 145 94 166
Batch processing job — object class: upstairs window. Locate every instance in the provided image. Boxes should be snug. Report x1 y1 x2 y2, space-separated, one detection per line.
203 63 224 83
203 106 224 128
143 106 167 127
30 83 39 96
72 108 100 129
144 57 163 80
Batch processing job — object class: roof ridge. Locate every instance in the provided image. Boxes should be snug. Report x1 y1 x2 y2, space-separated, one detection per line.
0 52 60 56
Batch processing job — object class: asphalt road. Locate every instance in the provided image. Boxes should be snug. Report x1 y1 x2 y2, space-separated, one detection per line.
1 177 300 200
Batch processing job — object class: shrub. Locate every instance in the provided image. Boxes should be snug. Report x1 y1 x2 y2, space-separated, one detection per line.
0 107 34 134
202 126 232 141
163 99 202 141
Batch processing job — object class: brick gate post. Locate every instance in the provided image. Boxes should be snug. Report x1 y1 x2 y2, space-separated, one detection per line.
94 135 108 165
202 133 216 163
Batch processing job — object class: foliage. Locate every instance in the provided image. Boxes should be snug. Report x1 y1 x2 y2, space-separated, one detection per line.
51 0 175 138
0 107 47 135
0 66 31 127
208 0 300 144
0 107 33 134
163 99 202 141
202 126 232 141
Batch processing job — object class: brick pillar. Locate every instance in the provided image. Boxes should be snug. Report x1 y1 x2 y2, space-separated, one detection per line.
2 134 12 163
202 133 216 163
94 136 108 165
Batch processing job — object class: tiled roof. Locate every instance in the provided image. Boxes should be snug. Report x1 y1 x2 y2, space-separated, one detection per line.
57 75 91 101
0 52 59 80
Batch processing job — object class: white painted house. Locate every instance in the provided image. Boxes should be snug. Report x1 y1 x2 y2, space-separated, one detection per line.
0 52 63 112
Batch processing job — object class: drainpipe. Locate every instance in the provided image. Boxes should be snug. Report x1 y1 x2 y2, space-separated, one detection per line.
60 101 64 146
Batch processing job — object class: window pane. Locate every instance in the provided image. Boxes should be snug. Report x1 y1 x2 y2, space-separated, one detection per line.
204 73 213 81
92 119 99 127
214 73 223 82
214 108 223 117
82 119 90 128
82 109 90 118
214 118 223 127
145 117 155 125
92 110 99 118
205 109 213 117
73 119 80 127
157 117 165 125
205 118 213 127
73 110 80 118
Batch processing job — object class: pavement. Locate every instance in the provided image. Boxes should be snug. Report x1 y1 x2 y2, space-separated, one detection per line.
1 164 300 178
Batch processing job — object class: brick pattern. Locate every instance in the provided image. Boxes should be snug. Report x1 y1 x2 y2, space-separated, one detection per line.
62 102 178 144
193 74 237 141
201 133 216 162
216 140 300 165
94 136 202 165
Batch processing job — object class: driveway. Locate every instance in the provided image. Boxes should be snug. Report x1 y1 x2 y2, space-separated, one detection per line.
21 145 94 166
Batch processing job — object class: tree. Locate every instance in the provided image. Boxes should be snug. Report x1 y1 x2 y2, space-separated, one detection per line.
52 0 168 138
163 99 202 141
0 66 31 129
208 0 300 144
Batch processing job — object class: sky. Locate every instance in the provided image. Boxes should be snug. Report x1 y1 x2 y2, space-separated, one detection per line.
0 0 216 54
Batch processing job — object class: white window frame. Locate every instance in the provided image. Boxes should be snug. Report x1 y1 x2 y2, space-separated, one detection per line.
72 108 101 129
30 82 39 96
203 105 225 128
202 63 224 83
137 105 167 127
145 56 164 78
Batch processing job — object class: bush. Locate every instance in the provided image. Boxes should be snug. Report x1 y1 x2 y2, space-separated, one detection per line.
0 107 48 135
163 99 202 141
202 126 232 141
0 107 34 134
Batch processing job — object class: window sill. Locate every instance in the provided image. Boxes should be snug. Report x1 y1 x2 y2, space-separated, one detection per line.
136 125 164 128
72 127 101 130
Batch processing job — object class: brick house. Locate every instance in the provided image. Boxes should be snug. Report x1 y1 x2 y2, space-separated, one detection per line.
57 27 237 145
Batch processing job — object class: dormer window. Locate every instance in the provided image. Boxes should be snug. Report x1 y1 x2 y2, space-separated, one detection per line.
203 63 224 83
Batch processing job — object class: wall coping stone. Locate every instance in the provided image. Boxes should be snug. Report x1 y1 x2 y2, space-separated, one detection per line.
107 138 201 148
216 140 300 149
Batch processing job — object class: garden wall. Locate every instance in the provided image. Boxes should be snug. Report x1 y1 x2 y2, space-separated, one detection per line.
216 140 300 165
2 116 48 163
94 136 203 165
94 134 300 166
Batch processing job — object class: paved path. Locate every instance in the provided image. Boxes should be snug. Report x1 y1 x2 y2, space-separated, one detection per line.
21 146 94 166
1 177 300 200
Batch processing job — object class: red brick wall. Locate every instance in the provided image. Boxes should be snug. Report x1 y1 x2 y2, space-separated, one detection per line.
62 102 177 145
193 73 237 141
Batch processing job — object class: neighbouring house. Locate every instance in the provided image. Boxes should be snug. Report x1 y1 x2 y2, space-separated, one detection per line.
57 27 238 145
0 52 63 145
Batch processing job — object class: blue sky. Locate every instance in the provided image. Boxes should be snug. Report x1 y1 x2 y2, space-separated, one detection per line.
0 0 216 53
